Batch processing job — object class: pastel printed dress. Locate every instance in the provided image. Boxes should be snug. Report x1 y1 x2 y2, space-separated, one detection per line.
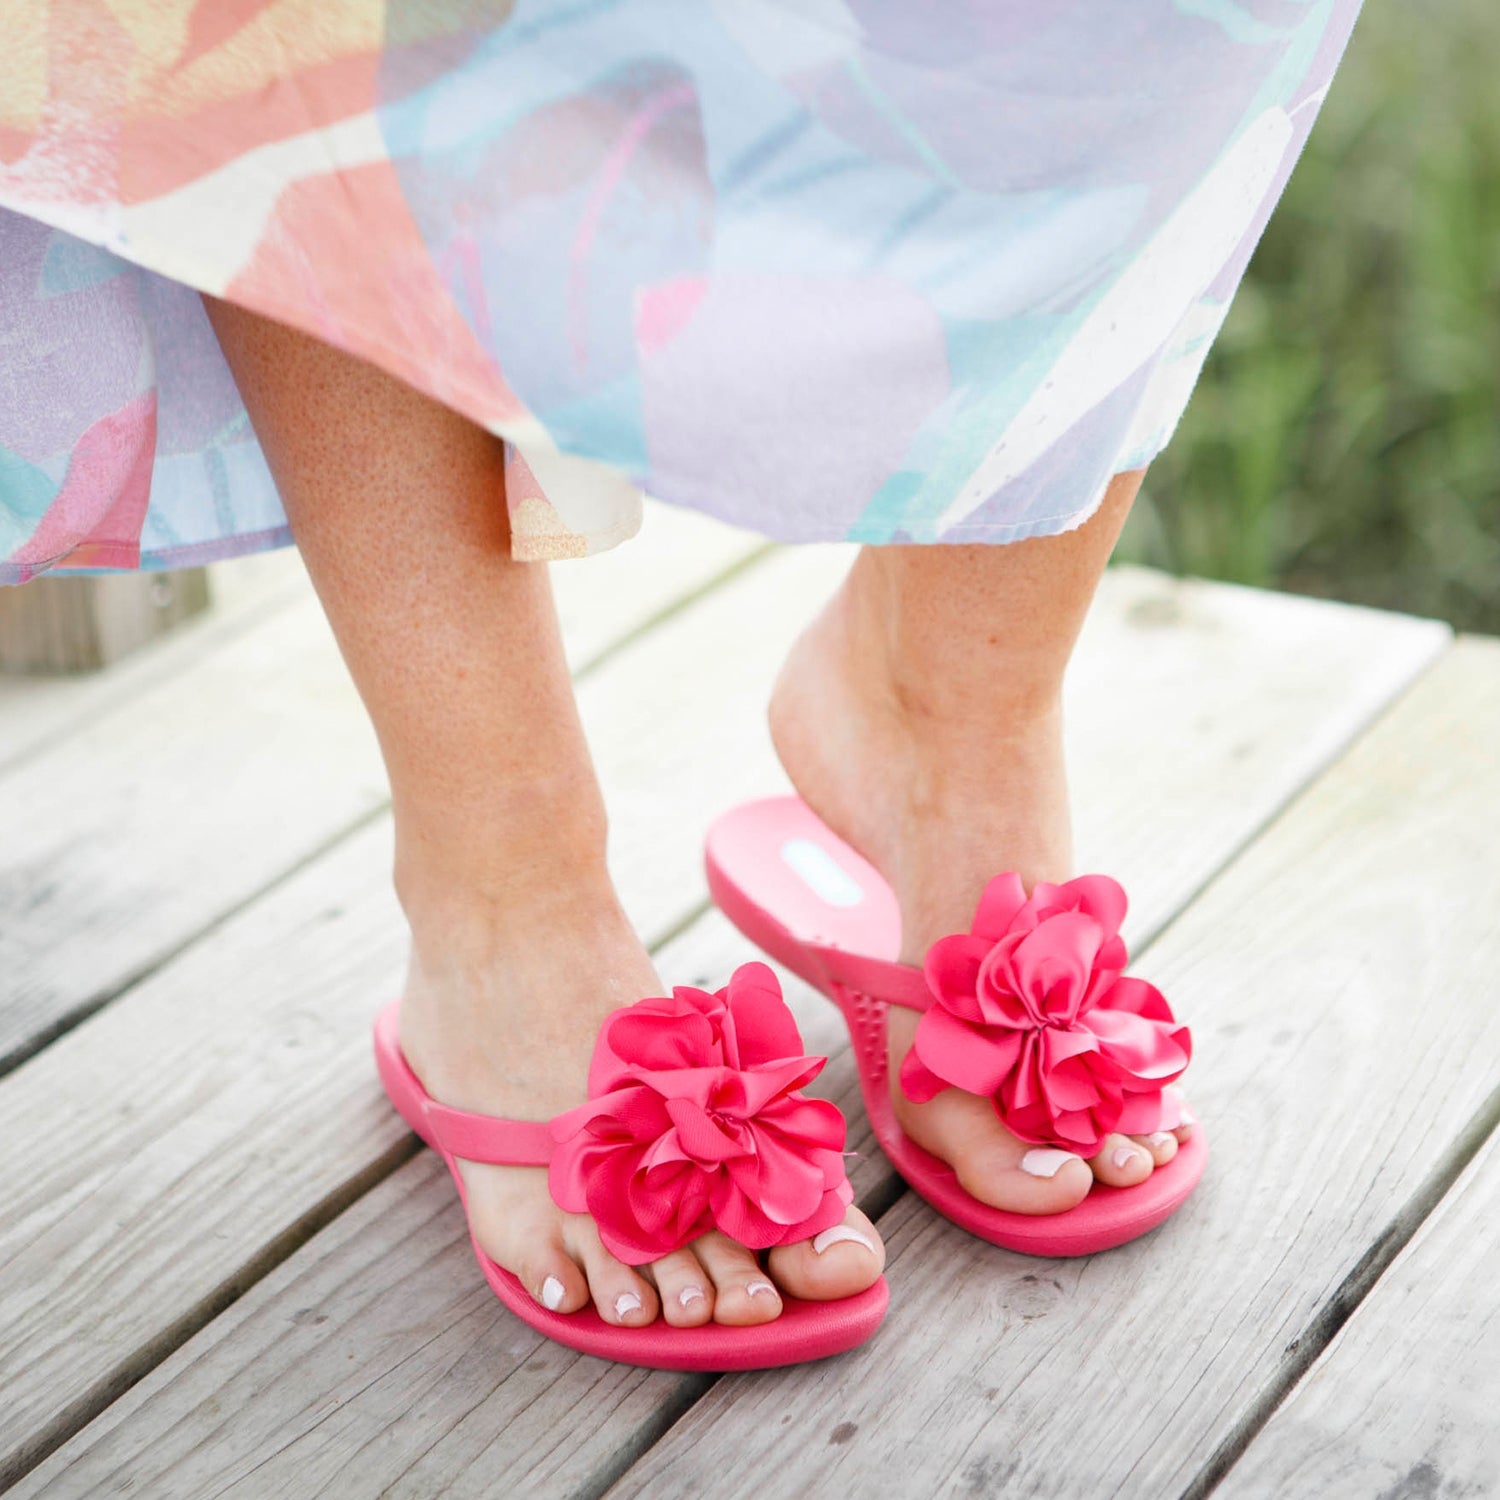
0 2 1362 583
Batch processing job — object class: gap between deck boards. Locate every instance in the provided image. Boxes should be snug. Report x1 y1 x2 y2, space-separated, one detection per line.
610 924 1500 1500
0 559 1453 1496
1182 1076 1500 1500
606 638 1500 1500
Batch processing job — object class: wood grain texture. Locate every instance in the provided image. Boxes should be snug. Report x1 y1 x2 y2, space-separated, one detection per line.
1064 568 1450 951
5 576 1451 1498
11 1154 707 1500
0 591 387 1074
5 906 946 1500
0 547 305 777
0 569 211 675
0 503 763 1070
1220 1123 1500 1500
613 637 1500 1500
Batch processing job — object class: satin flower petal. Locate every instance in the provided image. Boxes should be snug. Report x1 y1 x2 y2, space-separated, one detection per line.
549 964 852 1264
902 870 1192 1157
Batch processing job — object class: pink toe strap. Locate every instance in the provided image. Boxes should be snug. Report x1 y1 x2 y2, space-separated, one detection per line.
421 1099 555 1166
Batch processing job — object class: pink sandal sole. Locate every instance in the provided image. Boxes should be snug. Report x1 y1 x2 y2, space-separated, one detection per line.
705 796 1207 1257
373 998 888 1370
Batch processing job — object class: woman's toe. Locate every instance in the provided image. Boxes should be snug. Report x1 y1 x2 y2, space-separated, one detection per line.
518 1235 590 1314
693 1231 783 1326
648 1247 714 1327
974 1142 1094 1212
460 1167 594 1314
901 1085 1092 1214
1132 1128 1180 1167
766 1207 884 1302
1089 1133 1156 1187
573 1229 658 1327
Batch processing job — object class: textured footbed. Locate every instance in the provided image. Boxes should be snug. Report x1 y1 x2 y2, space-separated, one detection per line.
704 795 1208 1258
372 1001 889 1371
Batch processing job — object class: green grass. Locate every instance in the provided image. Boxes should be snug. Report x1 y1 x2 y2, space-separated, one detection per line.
1117 1 1500 631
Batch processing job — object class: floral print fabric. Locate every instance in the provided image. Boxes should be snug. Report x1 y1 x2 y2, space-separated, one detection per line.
0 0 1360 581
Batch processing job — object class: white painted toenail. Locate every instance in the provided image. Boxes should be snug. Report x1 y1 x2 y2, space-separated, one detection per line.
613 1292 642 1319
746 1280 777 1299
679 1286 705 1308
1179 1105 1197 1126
540 1276 565 1311
1148 1132 1175 1150
1021 1148 1081 1179
1112 1147 1141 1170
812 1225 876 1256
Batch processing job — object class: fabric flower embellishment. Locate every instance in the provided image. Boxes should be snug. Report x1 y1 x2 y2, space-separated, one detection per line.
549 962 853 1264
899 873 1191 1157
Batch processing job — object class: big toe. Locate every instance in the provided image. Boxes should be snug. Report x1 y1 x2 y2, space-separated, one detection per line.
461 1162 592 1313
766 1208 885 1302
900 1086 1093 1215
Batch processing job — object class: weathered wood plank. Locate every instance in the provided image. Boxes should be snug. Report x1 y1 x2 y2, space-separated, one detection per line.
613 637 1500 1500
6 912 868 1500
0 569 212 675
0 503 762 1071
8 1151 712 1500
1218 1118 1500 1500
0 547 305 776
5 578 1450 1496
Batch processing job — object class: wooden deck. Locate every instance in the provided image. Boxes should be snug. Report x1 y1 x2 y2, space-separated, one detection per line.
1 504 1495 1499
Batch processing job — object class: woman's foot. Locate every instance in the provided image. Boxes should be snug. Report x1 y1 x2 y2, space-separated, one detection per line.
769 537 1193 1218
201 299 883 1330
397 868 885 1329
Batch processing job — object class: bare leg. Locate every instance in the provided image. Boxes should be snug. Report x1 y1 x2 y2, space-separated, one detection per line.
203 298 883 1325
772 472 1192 1214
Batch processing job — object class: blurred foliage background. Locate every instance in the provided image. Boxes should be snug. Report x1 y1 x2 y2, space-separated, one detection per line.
1117 3 1500 631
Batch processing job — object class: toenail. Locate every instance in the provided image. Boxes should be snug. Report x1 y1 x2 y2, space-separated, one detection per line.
746 1280 777 1299
812 1225 876 1256
679 1286 705 1309
1111 1147 1141 1170
540 1276 565 1311
613 1291 642 1319
1148 1132 1175 1150
1021 1148 1081 1179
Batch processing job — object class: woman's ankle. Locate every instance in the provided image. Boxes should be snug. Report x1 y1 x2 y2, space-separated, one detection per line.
772 572 1074 964
392 770 615 935
839 547 1069 734
397 871 659 1113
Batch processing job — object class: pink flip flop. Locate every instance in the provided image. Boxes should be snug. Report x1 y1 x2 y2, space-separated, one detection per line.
705 797 1207 1257
373 961 888 1370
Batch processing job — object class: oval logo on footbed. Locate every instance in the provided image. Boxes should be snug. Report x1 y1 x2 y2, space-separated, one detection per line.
780 838 864 907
